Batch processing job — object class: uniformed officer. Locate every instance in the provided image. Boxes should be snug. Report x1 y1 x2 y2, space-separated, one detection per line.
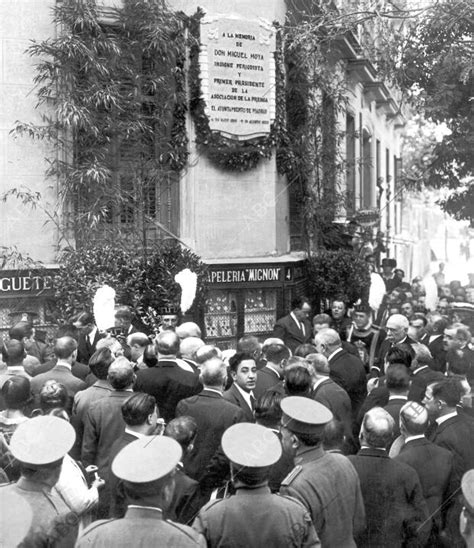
460 470 474 547
279 397 365 548
0 415 79 547
75 436 205 547
192 422 319 547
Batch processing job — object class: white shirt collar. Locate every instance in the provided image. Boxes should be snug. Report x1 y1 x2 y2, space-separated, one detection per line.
290 311 300 326
234 382 254 411
203 387 222 395
328 347 343 361
265 364 281 379
159 356 194 373
389 395 408 401
413 365 429 374
405 434 425 443
128 505 162 513
124 428 146 438
56 359 72 370
7 365 30 376
312 377 329 390
436 410 458 425
290 312 305 335
88 326 98 344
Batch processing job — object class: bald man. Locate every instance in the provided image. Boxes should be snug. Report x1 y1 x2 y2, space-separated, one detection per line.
176 358 244 482
30 336 86 413
306 353 353 449
395 401 454 544
180 337 205 372
176 322 202 340
373 314 416 377
349 407 429 547
134 331 201 422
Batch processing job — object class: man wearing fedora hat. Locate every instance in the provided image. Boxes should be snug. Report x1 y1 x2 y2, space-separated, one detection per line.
279 397 365 547
381 258 399 293
76 436 205 546
193 422 319 547
0 415 79 547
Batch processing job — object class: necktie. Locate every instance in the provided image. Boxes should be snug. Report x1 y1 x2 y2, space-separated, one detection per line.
250 394 256 411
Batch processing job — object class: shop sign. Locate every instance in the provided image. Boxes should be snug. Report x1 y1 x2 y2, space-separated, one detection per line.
200 15 276 139
0 270 56 297
208 267 283 284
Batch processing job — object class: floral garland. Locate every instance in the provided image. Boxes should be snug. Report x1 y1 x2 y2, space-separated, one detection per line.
186 11 290 173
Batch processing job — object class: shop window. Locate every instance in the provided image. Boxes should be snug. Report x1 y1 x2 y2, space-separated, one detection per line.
205 290 238 339
204 288 278 345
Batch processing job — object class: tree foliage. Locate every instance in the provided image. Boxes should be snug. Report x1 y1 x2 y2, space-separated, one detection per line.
394 0 473 223
52 241 207 330
307 249 371 307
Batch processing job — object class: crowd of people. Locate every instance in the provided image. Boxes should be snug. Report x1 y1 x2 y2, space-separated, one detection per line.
0 262 474 547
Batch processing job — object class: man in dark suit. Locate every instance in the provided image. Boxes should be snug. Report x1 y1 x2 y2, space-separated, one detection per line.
409 313 429 345
176 357 244 483
71 347 114 458
254 344 289 399
395 401 454 544
423 378 474 546
444 323 474 387
306 352 353 449
272 297 312 354
348 407 430 547
81 358 135 479
114 305 139 337
134 331 201 422
7 322 42 375
381 257 399 293
30 336 87 414
164 416 200 525
314 328 366 417
31 324 92 381
383 364 410 439
426 314 448 372
373 314 416 377
107 392 160 518
408 343 445 402
75 312 105 365
222 353 257 422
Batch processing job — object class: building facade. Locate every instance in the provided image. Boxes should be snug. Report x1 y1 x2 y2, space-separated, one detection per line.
0 0 406 344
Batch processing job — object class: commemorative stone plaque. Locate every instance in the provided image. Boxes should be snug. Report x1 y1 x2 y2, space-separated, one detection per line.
199 15 276 140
